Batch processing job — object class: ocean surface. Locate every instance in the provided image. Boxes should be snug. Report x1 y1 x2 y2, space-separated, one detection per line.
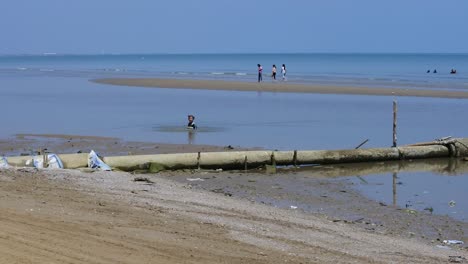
1 53 468 89
1 53 468 221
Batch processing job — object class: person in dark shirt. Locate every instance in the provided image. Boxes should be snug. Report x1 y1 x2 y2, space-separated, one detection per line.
187 114 197 129
272 64 277 80
257 64 263 82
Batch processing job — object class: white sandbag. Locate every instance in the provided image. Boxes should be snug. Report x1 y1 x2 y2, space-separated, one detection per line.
0 156 9 168
88 150 111 171
32 154 64 169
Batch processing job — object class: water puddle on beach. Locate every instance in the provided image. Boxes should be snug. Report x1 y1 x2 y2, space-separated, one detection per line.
264 158 468 222
167 158 468 224
341 158 468 222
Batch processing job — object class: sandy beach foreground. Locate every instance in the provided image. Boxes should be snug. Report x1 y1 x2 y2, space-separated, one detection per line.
93 78 468 99
1 134 468 263
3 168 464 264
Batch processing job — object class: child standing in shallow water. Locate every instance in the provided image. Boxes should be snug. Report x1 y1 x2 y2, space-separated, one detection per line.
257 64 263 82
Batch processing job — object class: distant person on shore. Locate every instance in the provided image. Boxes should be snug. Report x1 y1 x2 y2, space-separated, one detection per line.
450 68 457 74
281 64 287 81
187 115 197 129
272 65 277 80
433 69 437 73
257 64 263 82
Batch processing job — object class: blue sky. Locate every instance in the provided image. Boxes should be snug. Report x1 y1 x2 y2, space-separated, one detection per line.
2 0 467 54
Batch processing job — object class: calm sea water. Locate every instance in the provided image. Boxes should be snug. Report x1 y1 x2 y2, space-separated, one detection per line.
1 53 467 221
1 53 468 89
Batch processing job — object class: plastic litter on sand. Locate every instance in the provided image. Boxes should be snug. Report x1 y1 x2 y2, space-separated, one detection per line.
443 240 464 245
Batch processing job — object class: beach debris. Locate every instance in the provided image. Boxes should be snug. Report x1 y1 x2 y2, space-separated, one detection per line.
290 206 298 209
404 209 418 215
449 200 456 207
449 256 467 263
186 178 204 182
436 136 453 142
211 188 232 197
0 156 9 168
444 240 464 245
133 177 154 184
88 150 111 171
355 139 369 149
356 176 368 184
30 153 64 169
17 167 38 173
423 207 434 214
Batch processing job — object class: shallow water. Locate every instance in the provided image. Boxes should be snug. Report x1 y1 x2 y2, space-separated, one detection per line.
1 74 468 151
345 159 468 222
1 58 468 222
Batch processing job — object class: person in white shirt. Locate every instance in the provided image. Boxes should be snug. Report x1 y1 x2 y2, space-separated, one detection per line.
281 64 287 81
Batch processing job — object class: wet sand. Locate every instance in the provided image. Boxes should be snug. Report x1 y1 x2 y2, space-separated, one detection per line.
93 78 468 99
1 134 252 157
1 135 467 263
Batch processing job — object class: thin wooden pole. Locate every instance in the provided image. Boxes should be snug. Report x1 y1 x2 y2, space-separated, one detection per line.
393 100 398 147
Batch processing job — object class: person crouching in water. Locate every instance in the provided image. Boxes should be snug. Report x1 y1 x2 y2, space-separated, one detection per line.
187 114 197 129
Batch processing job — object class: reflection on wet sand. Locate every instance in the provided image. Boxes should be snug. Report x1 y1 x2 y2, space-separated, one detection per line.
187 130 196 145
289 158 468 178
153 125 226 133
393 172 397 206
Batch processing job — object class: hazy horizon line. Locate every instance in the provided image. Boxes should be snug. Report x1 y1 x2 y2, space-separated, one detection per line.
1 51 468 57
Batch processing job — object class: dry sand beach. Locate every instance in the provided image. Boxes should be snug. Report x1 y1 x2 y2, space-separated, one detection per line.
93 78 468 99
1 135 467 263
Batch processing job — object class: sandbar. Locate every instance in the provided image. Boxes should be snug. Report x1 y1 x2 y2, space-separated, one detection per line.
93 78 468 99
